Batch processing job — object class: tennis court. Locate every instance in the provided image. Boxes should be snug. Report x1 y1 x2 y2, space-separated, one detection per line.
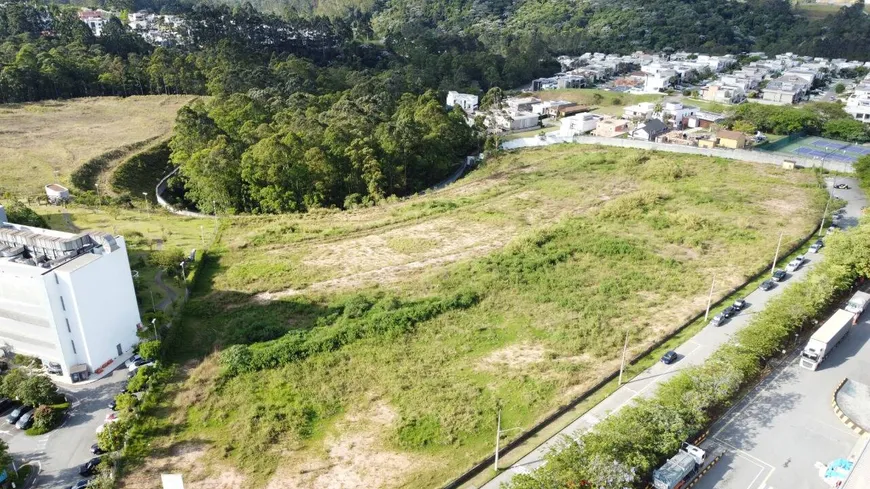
760 136 870 163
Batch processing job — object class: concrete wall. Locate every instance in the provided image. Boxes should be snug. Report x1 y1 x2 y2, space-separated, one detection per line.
502 134 854 174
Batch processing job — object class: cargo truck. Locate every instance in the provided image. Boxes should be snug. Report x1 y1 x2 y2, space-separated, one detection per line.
652 443 709 489
800 309 855 371
845 291 870 315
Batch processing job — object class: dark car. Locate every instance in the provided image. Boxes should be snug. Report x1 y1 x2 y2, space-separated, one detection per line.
6 405 31 424
661 350 679 364
90 443 105 455
722 306 737 318
0 398 14 413
834 184 850 190
772 269 787 282
15 410 34 430
733 299 747 310
69 480 91 489
78 457 102 477
760 279 776 291
710 313 725 327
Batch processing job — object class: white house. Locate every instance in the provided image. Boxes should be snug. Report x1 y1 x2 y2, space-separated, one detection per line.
446 91 479 112
623 102 657 120
559 114 598 137
660 102 698 128
496 111 539 131
845 76 870 123
0 210 141 383
762 75 811 104
631 119 669 141
701 84 746 104
78 9 110 36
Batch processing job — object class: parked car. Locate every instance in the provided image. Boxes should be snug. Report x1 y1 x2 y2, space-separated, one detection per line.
772 269 787 282
732 299 747 310
828 225 838 234
0 361 8 373
78 457 102 477
6 405 31 424
809 240 824 253
834 184 850 190
46 362 63 376
786 256 805 273
69 480 91 489
15 410 34 429
722 306 737 318
710 313 725 327
108 399 117 410
127 357 149 372
0 398 15 412
661 350 679 365
760 280 776 291
90 443 105 455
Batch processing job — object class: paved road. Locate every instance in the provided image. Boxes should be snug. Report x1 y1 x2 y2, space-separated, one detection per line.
1 369 127 489
694 181 869 489
481 178 864 489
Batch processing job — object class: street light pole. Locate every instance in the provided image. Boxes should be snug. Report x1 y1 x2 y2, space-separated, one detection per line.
150 290 156 311
494 408 501 472
152 318 160 341
704 276 716 321
618 330 630 386
819 197 830 237
771 231 784 275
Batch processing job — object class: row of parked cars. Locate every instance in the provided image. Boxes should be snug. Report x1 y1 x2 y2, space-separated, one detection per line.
4 401 35 430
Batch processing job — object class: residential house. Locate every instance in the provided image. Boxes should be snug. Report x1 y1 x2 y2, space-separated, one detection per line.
660 102 698 129
559 114 598 137
593 118 630 138
631 119 668 141
845 75 870 123
643 69 678 93
506 97 541 113
623 102 657 120
701 84 746 104
556 104 590 118
446 92 479 112
762 75 811 104
495 111 540 131
687 111 726 129
716 130 747 149
530 100 572 116
78 9 109 36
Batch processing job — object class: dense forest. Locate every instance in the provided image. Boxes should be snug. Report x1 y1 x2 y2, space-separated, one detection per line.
5 0 870 211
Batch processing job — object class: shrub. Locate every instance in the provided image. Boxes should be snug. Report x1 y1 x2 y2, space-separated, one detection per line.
138 340 162 361
97 419 129 452
2 202 47 227
16 375 60 407
31 405 62 432
110 142 173 197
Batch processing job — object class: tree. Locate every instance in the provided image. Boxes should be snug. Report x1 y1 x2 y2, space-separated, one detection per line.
835 83 846 94
592 93 604 105
138 340 161 361
732 120 757 134
149 248 185 274
97 419 128 452
113 392 138 414
2 201 47 227
0 440 12 471
16 375 59 407
32 405 61 431
0 369 27 399
822 118 869 143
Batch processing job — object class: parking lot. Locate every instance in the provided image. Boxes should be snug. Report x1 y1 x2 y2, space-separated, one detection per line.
0 369 126 489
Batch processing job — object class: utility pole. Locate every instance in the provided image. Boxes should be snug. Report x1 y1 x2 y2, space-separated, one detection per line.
704 276 716 321
618 330 629 386
152 318 160 340
819 197 830 237
771 231 784 275
494 408 501 472
150 290 156 311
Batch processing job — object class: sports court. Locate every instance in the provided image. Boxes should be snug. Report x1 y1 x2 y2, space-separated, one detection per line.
760 136 870 163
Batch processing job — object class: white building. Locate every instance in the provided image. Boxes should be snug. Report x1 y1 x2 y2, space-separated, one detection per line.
559 114 598 137
78 9 110 36
0 209 141 382
446 91 479 112
495 111 540 131
845 76 870 123
623 102 657 120
44 184 70 204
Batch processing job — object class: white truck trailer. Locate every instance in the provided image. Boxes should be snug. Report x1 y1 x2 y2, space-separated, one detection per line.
800 309 855 371
845 291 870 315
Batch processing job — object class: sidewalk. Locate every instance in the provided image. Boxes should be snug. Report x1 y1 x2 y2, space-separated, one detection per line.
52 349 135 388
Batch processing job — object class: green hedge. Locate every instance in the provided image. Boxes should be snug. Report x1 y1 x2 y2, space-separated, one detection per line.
508 219 870 489
70 137 160 191
110 141 174 199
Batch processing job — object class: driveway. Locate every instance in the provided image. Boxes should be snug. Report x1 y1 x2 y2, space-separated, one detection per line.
0 369 127 489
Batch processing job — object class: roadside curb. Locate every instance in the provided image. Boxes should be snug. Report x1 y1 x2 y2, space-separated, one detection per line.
832 377 868 436
687 452 723 489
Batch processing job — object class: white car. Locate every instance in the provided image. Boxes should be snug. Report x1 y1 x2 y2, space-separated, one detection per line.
786 256 805 273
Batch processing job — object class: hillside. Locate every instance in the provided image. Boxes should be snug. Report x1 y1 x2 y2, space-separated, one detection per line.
0 96 193 196
121 145 826 489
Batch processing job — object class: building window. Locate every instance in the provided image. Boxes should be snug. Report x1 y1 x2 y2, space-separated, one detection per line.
60 296 65 311
65 318 71 332
71 340 76 354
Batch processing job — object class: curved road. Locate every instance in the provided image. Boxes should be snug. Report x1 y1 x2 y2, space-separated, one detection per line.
481 177 866 489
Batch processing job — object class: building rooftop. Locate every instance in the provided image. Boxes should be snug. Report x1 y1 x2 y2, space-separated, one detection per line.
0 222 119 273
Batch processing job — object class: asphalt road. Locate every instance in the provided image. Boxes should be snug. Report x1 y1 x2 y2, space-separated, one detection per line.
482 177 865 489
694 179 870 489
0 369 127 489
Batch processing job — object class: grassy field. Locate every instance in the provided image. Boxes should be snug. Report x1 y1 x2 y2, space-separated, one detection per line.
793 1 869 20
118 145 827 489
0 96 193 197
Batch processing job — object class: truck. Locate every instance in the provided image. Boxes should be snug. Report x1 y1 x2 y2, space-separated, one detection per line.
652 443 708 489
845 291 870 315
800 309 855 371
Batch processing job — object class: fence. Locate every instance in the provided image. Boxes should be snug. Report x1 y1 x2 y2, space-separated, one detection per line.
441 226 821 489
501 134 854 174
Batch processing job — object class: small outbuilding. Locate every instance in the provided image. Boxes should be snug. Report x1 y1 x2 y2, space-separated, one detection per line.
717 130 747 149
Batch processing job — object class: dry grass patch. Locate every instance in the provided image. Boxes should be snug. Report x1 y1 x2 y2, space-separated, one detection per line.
0 96 193 195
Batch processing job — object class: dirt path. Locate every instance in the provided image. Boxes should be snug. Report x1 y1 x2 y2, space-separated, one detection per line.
154 269 178 311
